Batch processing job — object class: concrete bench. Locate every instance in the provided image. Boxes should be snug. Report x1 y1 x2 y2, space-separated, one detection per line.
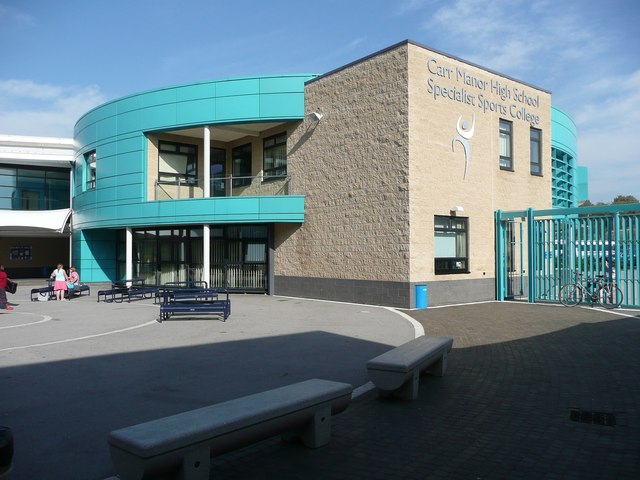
367 336 454 400
0 426 13 477
108 378 352 480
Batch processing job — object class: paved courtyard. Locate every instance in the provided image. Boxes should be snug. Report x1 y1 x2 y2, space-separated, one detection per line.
1 282 639 479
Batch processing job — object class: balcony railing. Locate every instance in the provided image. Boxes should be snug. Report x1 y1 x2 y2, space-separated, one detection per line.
154 174 297 201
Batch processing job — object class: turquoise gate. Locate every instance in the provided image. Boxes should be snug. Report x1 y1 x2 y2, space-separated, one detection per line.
496 204 640 308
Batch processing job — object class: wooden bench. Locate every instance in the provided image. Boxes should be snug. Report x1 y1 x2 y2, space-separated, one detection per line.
158 288 231 322
108 378 352 480
367 336 454 400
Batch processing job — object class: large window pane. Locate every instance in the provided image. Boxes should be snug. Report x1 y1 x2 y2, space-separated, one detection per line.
0 165 69 210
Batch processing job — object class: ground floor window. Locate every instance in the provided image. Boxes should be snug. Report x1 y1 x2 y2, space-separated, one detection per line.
128 227 203 285
211 225 268 290
119 224 269 291
434 215 469 274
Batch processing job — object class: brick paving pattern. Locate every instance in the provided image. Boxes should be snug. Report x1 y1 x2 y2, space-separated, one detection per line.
208 303 640 479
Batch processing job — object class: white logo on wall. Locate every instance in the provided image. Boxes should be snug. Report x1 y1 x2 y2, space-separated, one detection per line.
452 113 475 179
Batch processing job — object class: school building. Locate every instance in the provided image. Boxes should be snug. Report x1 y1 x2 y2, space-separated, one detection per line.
1 40 586 307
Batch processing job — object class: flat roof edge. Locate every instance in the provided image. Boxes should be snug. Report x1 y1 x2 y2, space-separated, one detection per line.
307 39 552 94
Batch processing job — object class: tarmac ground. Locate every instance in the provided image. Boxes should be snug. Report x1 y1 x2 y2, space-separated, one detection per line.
1 281 639 479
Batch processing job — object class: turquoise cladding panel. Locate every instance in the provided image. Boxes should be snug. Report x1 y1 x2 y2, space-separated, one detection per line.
551 106 577 158
74 229 117 282
73 74 314 231
73 196 304 230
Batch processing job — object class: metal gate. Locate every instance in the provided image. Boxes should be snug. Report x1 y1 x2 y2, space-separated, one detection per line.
504 220 526 300
496 205 640 308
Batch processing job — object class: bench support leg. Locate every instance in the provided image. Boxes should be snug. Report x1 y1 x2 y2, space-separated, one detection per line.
396 370 420 400
178 446 210 480
430 352 448 377
109 447 146 480
283 405 333 448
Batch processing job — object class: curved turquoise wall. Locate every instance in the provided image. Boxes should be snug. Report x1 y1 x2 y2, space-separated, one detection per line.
551 106 577 158
72 74 315 230
551 106 579 208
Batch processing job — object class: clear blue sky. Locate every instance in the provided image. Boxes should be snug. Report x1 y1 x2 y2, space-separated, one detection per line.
1 0 639 202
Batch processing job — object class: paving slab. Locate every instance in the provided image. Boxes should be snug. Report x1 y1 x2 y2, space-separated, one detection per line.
202 302 640 480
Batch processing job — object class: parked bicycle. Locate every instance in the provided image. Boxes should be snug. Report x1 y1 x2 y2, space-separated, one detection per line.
559 271 623 309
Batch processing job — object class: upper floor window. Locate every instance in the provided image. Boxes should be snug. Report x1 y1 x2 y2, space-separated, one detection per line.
530 127 542 176
232 143 252 187
85 151 96 190
158 141 197 185
263 132 287 179
0 165 69 210
499 119 513 171
434 215 469 274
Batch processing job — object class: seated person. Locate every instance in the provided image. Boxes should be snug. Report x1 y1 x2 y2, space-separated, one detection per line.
67 267 80 297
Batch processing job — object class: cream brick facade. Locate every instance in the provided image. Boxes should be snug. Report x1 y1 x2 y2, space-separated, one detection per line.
277 41 552 306
407 43 551 284
279 45 411 282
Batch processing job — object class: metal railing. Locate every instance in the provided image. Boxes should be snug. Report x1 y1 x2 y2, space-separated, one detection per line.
154 174 296 200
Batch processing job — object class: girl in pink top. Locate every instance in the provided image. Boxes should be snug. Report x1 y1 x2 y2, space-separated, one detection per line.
50 264 69 301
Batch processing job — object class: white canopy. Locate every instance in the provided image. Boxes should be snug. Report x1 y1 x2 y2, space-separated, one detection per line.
0 209 71 237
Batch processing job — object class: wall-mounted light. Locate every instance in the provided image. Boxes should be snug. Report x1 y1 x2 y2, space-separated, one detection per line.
308 111 323 122
450 206 464 214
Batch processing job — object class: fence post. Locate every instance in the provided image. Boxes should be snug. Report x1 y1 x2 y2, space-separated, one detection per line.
527 208 536 303
495 210 505 301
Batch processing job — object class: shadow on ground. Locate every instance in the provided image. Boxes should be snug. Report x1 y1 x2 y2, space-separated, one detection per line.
204 304 640 479
1 332 391 480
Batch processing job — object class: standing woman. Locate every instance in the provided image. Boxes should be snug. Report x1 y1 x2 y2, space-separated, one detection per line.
0 265 13 311
50 264 69 301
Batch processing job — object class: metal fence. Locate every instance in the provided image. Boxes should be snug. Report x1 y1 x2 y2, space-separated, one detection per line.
496 204 640 308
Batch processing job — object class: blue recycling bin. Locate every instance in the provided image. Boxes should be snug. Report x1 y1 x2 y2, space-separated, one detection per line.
415 285 428 309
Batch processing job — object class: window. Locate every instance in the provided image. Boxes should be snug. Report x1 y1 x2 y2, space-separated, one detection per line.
530 127 542 176
211 147 226 197
158 141 197 185
85 151 96 190
263 132 287 179
434 215 469 274
0 165 69 210
232 143 252 187
499 119 513 171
